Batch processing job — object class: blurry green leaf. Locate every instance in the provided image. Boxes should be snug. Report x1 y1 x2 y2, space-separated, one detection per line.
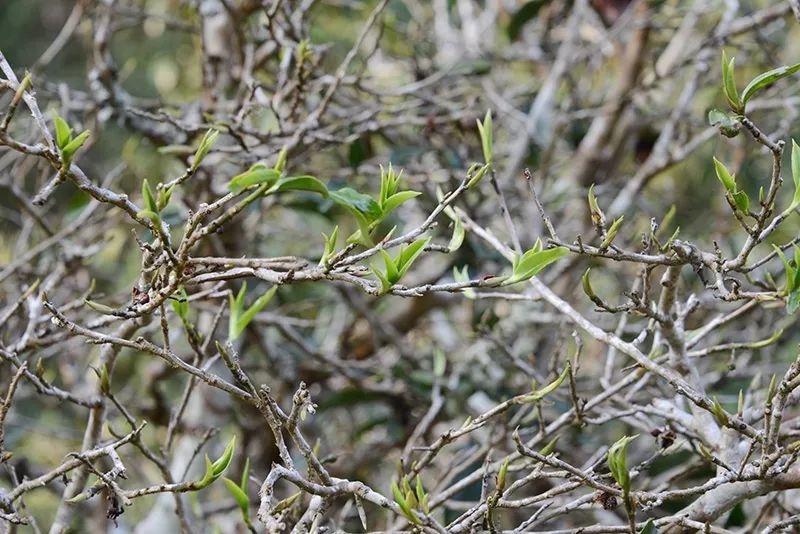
507 0 550 41
227 164 280 193
433 348 446 377
741 61 800 105
639 518 657 534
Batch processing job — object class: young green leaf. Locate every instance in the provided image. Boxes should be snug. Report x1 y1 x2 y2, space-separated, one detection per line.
223 478 249 515
448 217 465 252
319 226 339 266
227 164 281 193
587 184 606 227
229 285 277 341
714 157 749 213
539 435 560 456
60 130 89 163
142 179 158 213
171 287 190 322
268 175 328 197
607 434 638 495
732 190 750 213
329 187 382 221
711 397 729 426
396 238 430 278
192 128 219 171
521 363 570 402
476 110 493 165
791 139 800 210
741 61 800 105
53 113 72 149
196 436 236 489
504 243 569 285
157 184 176 211
453 265 476 299
599 216 624 251
382 191 421 216
274 147 289 174
721 50 743 113
496 458 510 493
466 163 490 188
773 245 796 294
